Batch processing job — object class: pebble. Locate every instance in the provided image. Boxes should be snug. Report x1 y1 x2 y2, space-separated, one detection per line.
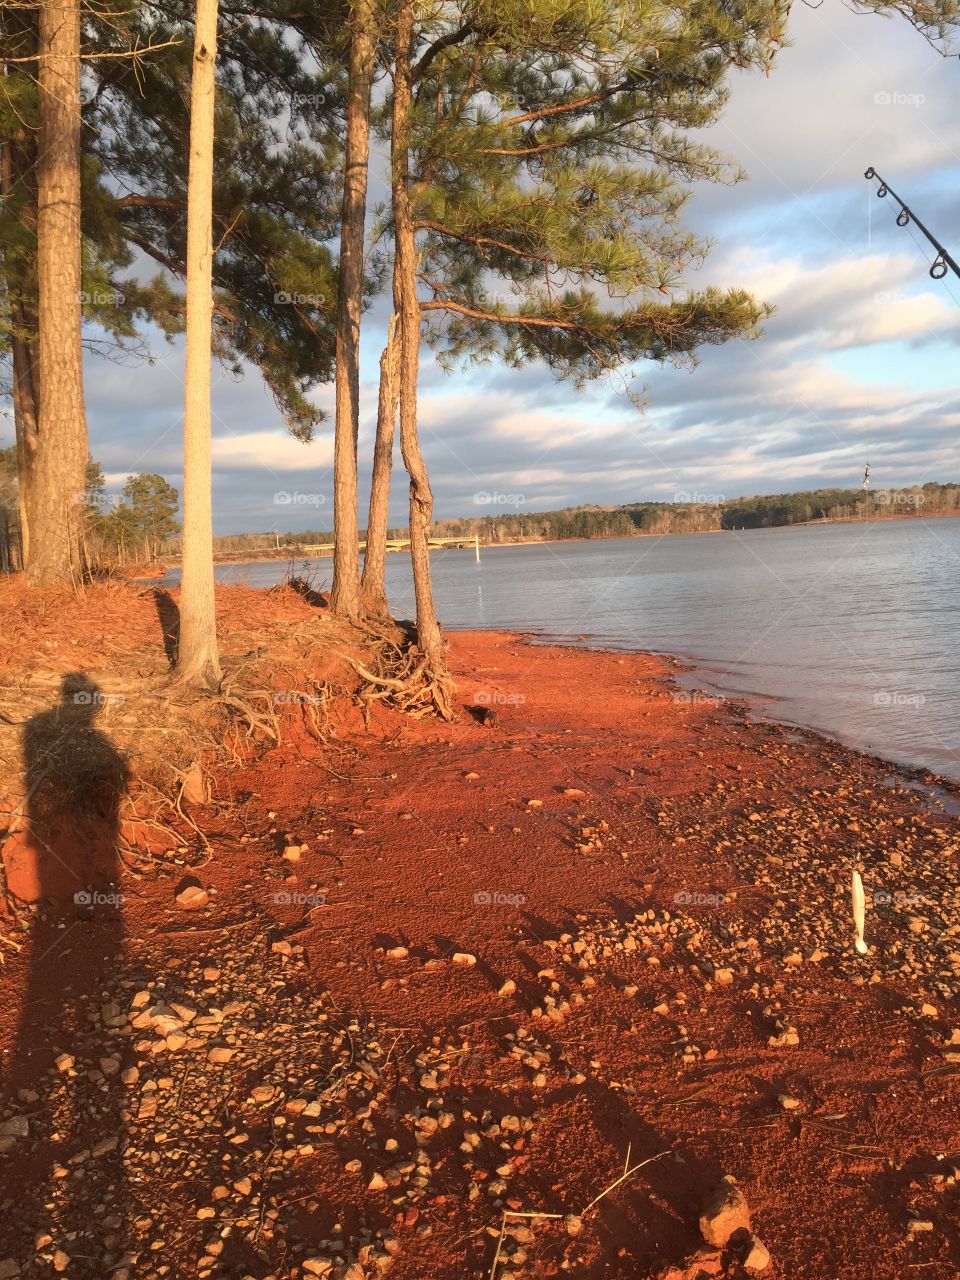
699 1175 751 1247
175 885 209 910
744 1233 772 1272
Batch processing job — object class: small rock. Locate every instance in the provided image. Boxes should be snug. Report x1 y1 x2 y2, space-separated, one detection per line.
386 947 409 960
452 952 477 967
699 1175 751 1247
498 980 517 997
565 1214 583 1237
175 884 209 910
778 1095 801 1111
744 1233 771 1272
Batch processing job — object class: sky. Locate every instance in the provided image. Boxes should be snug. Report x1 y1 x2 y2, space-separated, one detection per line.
5 0 959 535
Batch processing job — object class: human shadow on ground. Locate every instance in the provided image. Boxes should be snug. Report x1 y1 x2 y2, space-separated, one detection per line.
0 674 131 1276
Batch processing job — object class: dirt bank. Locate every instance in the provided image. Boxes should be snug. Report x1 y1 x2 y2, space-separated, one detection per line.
0 588 958 1280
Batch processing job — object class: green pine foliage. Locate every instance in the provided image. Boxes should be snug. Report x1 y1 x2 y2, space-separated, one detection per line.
87 0 345 437
382 0 790 389
1 2 345 437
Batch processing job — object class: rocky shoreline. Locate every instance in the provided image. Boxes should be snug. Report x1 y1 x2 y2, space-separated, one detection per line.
1 598 958 1279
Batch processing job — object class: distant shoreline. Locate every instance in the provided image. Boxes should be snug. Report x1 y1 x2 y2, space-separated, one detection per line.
148 508 960 576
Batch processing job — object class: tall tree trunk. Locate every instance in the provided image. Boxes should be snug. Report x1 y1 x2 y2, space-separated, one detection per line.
0 120 41 566
330 0 376 621
391 0 452 716
361 311 399 618
175 0 222 689
27 0 88 584
10 323 40 565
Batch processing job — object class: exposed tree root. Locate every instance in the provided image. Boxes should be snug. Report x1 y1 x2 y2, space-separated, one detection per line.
335 626 456 721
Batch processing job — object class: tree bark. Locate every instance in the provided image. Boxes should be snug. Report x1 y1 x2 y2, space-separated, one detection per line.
0 80 41 567
175 0 222 689
28 0 88 584
10 319 40 562
360 310 399 618
391 0 451 712
330 0 376 621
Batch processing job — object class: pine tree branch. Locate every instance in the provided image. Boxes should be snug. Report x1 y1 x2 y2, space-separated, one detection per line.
116 194 183 210
411 20 476 82
414 219 550 265
421 298 580 330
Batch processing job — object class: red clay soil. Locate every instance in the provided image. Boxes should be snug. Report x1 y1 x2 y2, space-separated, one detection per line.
0 588 958 1280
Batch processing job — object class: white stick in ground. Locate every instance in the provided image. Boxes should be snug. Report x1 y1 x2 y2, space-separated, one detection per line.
852 869 867 955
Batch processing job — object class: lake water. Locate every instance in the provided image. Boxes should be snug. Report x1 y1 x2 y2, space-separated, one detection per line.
171 518 960 780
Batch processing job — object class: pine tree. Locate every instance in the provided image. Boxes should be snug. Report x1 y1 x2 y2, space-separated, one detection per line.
367 0 783 698
90 0 344 436
2 1 344 586
175 0 221 690
331 0 377 620
27 0 88 583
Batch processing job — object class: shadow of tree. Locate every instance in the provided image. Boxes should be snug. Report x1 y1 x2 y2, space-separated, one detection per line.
152 589 180 667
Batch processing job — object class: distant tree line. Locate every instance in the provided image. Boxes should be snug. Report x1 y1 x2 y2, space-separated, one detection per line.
426 483 960 543
0 447 179 567
169 482 960 558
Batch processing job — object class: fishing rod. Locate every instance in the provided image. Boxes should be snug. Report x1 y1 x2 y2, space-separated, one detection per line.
864 167 960 282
